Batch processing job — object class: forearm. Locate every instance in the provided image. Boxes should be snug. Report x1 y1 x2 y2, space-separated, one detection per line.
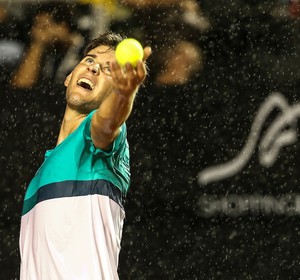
91 47 151 150
98 89 136 131
11 41 45 89
91 90 137 148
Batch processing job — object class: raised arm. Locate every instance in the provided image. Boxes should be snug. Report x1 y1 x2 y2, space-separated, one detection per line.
11 12 75 89
91 47 151 150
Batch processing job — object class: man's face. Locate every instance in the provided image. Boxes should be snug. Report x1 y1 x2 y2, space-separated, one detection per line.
64 45 115 114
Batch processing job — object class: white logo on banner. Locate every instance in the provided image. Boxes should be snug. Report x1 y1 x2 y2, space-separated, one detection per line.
197 193 300 217
198 92 299 185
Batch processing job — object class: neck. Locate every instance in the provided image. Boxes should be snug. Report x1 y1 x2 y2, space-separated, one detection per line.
56 106 87 146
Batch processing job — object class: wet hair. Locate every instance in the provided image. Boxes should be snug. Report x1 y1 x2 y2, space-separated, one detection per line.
83 32 125 57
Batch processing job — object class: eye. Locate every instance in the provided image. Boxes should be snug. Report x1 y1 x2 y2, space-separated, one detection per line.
85 57 94 64
101 66 111 76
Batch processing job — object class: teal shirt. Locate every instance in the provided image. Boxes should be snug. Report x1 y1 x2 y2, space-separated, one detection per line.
22 110 130 215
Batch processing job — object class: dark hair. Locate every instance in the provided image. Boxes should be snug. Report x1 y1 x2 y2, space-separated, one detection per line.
83 32 125 57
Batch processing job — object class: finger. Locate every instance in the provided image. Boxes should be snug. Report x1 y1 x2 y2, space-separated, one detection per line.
110 61 124 82
125 62 139 84
143 46 152 62
136 59 148 82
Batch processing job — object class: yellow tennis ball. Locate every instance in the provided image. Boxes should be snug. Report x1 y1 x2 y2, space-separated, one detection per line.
115 38 143 68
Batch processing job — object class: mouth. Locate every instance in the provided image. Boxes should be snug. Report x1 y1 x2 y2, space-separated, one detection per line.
77 78 95 91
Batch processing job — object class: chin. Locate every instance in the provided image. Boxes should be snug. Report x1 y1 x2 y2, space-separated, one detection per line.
67 98 99 115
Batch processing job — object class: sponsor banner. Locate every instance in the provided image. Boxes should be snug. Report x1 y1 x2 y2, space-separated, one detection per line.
197 193 300 217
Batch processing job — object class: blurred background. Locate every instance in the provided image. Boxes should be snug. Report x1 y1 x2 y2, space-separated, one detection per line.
1 0 300 279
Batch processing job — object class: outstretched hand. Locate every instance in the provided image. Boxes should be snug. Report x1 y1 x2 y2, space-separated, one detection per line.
110 46 152 97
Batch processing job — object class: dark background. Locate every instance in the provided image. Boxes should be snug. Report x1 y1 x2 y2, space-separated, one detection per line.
2 1 300 279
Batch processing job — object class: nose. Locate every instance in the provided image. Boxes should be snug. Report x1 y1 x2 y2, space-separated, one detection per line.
89 63 100 74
